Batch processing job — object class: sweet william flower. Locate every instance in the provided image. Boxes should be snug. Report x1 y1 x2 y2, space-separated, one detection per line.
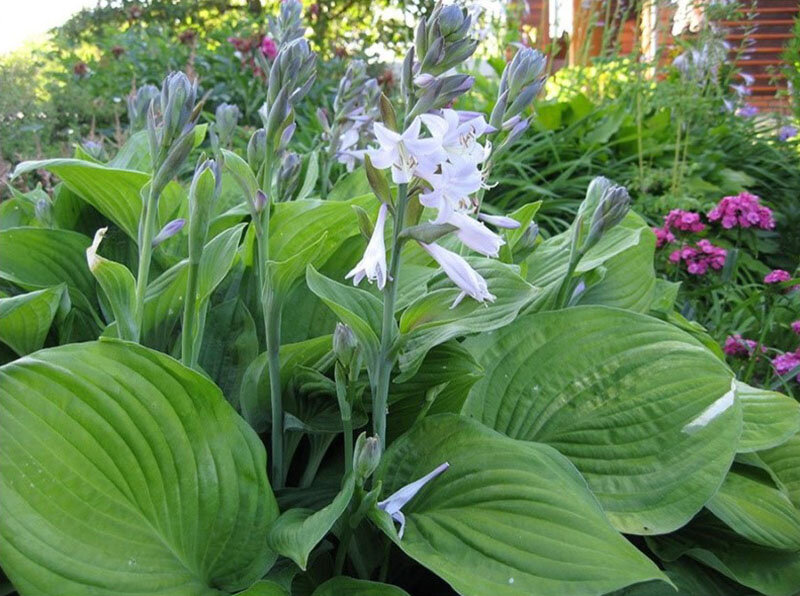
765 269 791 284
421 242 496 308
346 203 389 289
368 118 442 184
791 321 800 335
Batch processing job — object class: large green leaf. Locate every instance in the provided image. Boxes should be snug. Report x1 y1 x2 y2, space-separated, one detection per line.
647 515 800 596
267 475 355 570
706 467 800 550
736 381 800 453
0 286 66 356
464 306 741 534
12 159 184 241
311 577 410 596
396 258 537 379
371 414 667 596
609 558 754 596
0 227 98 318
387 341 483 441
237 580 290 596
0 339 278 596
741 434 800 508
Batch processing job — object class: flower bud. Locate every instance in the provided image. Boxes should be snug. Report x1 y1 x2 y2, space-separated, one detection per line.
247 128 267 173
268 0 305 47
584 184 630 250
152 218 186 247
151 124 196 197
254 189 268 213
276 152 301 200
159 71 197 148
127 84 159 131
353 432 381 481
333 322 358 366
214 103 240 147
188 158 221 260
438 4 466 38
35 198 53 227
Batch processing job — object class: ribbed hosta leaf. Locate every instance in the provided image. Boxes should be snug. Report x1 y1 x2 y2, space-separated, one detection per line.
736 381 800 453
464 306 741 534
741 434 800 508
396 258 537 379
647 515 800 596
0 286 65 356
12 159 184 240
0 339 277 596
706 468 800 550
0 227 97 318
371 414 667 596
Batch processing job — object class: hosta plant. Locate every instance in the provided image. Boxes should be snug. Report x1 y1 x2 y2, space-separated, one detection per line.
1 2 800 596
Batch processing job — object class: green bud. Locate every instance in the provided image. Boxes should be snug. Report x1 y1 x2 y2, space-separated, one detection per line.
333 322 358 366
438 4 466 38
580 179 630 251
353 432 381 481
159 71 197 148
151 124 196 198
215 103 240 147
247 128 267 173
188 158 221 260
276 152 301 200
399 222 457 244
127 84 159 132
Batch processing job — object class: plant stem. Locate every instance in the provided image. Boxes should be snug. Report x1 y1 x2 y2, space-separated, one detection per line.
266 291 284 487
373 182 408 449
134 184 159 342
335 361 354 476
181 261 200 368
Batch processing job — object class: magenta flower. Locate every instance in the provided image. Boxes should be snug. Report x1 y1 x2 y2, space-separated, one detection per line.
669 240 727 275
707 192 775 230
723 334 764 357
664 209 705 233
772 351 800 383
653 226 676 248
764 269 791 284
261 36 278 59
791 321 800 335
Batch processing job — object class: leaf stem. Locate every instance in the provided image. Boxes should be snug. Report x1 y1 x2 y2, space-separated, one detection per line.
181 261 200 368
373 182 407 448
134 184 160 342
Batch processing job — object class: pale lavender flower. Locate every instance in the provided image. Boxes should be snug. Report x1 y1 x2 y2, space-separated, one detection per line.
447 211 505 257
346 203 389 289
368 118 442 183
478 213 521 229
377 462 449 539
419 158 483 224
336 127 366 172
420 109 490 165
739 72 755 86
738 104 758 118
421 242 496 307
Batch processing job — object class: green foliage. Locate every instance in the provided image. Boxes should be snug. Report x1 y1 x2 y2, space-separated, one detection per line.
1 3 799 596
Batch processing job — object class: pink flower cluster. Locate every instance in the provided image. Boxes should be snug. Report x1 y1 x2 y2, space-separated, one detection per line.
665 209 706 233
653 209 706 248
764 269 791 284
669 240 727 275
723 334 764 357
707 192 775 230
772 350 800 383
792 321 800 335
227 34 278 78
